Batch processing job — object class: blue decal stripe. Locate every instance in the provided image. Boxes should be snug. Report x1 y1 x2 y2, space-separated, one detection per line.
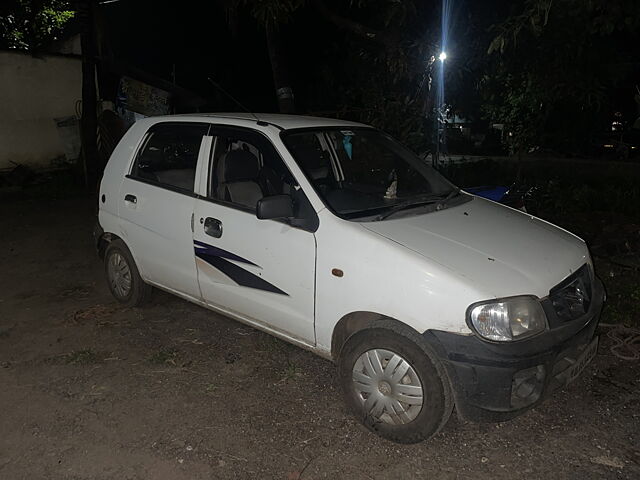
193 240 259 267
195 250 288 296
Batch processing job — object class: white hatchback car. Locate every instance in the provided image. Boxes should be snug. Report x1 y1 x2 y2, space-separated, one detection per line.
96 113 604 443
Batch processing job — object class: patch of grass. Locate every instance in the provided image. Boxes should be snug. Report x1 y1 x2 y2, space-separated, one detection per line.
204 383 217 395
280 361 302 382
64 349 98 365
148 348 180 366
600 274 640 327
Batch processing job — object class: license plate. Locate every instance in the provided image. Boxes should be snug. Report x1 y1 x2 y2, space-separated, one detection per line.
566 336 599 384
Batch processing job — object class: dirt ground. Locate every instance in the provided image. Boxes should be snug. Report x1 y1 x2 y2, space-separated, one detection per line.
1 197 639 480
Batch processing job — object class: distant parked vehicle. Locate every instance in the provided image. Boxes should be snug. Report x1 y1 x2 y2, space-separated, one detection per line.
95 113 604 443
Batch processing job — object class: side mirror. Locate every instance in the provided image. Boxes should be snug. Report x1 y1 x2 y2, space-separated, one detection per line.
256 194 294 220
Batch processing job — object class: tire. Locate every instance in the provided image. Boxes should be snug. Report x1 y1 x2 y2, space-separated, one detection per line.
339 324 453 444
104 239 151 307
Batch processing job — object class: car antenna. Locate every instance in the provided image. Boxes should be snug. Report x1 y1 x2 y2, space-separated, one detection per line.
207 77 265 125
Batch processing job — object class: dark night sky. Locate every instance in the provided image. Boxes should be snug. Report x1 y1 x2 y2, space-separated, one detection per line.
100 0 360 113
101 1 277 110
98 0 466 113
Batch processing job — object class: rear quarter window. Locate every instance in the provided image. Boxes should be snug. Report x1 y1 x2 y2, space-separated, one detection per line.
131 123 209 192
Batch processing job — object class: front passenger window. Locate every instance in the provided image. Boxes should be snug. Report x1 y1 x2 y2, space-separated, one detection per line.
207 128 318 230
209 130 295 210
132 123 209 192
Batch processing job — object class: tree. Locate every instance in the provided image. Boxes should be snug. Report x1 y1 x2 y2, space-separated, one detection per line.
0 0 75 51
235 0 304 113
308 0 441 151
222 0 442 148
481 0 640 155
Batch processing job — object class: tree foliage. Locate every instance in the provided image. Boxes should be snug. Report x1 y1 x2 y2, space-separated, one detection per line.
241 0 306 29
225 0 441 150
316 0 439 150
482 0 640 155
0 0 75 51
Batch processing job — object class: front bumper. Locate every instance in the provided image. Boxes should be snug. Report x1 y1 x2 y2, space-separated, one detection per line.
423 276 605 422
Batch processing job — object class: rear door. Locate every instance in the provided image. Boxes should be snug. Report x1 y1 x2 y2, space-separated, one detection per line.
118 122 209 299
192 126 317 344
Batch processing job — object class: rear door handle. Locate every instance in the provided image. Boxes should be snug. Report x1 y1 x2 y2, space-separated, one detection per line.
124 194 137 204
203 217 223 238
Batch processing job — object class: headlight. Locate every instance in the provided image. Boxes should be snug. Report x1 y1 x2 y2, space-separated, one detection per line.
467 296 547 342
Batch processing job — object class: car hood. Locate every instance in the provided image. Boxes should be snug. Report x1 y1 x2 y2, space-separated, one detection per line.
361 196 589 299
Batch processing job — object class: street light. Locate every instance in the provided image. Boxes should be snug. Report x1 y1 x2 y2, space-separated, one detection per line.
434 51 447 167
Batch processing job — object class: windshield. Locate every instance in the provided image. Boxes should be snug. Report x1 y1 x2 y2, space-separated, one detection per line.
281 128 459 219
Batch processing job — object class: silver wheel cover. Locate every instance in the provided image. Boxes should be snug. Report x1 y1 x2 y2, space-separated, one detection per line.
107 252 132 298
352 348 424 425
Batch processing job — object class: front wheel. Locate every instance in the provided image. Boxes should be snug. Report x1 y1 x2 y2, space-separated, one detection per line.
339 327 453 444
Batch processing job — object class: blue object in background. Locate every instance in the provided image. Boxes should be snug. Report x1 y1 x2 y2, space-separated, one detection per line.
466 185 509 202
342 135 353 159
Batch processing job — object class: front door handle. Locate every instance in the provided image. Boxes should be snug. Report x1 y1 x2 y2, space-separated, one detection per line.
124 194 137 204
203 217 223 238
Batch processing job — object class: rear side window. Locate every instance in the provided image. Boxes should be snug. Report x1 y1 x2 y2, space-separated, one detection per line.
131 123 209 192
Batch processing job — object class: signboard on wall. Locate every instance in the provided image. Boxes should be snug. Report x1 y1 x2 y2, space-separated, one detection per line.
54 116 81 163
117 76 171 117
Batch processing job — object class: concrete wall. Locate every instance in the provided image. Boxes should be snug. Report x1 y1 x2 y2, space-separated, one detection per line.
0 51 82 170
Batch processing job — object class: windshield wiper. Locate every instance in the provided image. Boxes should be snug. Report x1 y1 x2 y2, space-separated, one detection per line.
375 189 460 221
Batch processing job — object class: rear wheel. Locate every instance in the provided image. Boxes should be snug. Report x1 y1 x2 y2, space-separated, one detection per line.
339 326 453 444
104 239 151 307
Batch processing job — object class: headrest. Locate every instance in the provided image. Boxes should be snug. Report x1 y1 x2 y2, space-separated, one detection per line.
218 149 260 182
309 166 329 180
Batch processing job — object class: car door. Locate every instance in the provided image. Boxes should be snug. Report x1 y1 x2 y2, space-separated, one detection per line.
118 121 209 300
192 126 317 344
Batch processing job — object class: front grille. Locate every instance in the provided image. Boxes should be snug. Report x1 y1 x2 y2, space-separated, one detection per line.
549 264 592 321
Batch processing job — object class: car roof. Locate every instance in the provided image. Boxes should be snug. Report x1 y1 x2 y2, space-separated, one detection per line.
151 113 369 130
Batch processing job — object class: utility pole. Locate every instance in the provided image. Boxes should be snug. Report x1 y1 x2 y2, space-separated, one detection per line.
78 0 99 190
